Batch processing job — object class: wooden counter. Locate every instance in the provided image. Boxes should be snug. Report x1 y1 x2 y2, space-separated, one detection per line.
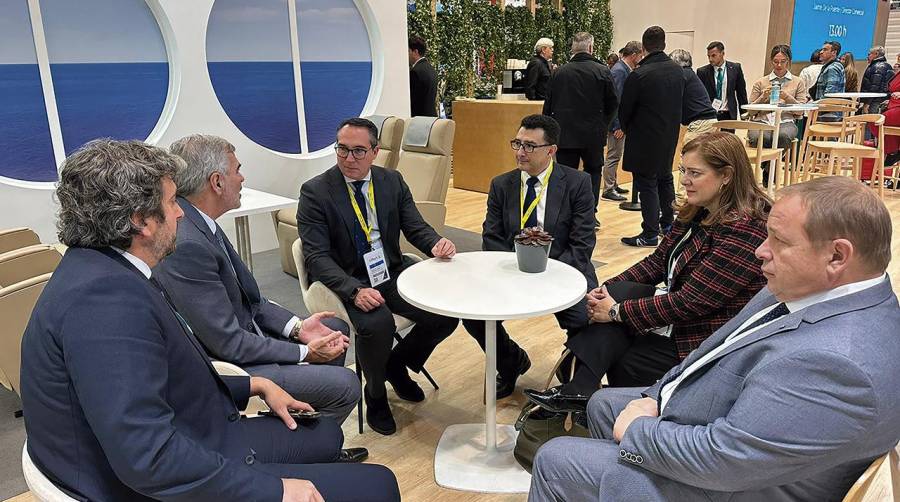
452 99 543 193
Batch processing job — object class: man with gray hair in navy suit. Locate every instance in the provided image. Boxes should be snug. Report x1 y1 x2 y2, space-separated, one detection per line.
529 176 900 501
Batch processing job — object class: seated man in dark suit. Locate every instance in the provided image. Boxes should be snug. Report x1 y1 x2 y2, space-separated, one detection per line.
153 135 362 442
463 114 598 398
20 139 399 501
297 117 459 435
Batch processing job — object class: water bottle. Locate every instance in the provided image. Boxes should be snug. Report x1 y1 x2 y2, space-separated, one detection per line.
770 80 781 105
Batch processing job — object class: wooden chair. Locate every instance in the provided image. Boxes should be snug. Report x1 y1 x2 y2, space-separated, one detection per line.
0 227 41 255
803 114 886 198
713 121 783 192
880 126 900 194
797 98 857 170
841 446 899 502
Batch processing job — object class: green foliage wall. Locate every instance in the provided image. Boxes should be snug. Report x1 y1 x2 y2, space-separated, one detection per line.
408 0 613 116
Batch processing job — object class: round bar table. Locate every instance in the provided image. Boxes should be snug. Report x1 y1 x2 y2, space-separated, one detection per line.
823 91 887 110
741 103 818 193
397 251 587 493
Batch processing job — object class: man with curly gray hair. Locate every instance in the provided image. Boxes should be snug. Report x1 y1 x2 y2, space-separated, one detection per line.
20 139 399 502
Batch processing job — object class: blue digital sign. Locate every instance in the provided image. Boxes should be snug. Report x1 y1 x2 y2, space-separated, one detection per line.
790 0 878 60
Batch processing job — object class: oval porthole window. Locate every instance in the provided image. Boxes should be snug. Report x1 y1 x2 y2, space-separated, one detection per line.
207 0 373 155
0 0 170 183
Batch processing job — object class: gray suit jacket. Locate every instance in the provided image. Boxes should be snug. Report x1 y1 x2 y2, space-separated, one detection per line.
620 278 900 501
154 198 301 366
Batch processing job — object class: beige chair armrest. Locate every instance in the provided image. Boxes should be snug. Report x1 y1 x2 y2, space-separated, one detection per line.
400 201 447 256
306 281 355 336
211 360 270 415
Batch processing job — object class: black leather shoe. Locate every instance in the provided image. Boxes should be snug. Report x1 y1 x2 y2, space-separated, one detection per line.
337 447 369 463
524 385 590 413
496 351 532 399
614 185 629 194
364 386 397 435
386 355 425 402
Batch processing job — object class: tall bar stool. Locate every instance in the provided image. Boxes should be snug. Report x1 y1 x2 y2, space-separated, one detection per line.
796 98 857 171
803 114 886 198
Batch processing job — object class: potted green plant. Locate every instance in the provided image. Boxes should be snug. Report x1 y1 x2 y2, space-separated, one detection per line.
514 226 553 273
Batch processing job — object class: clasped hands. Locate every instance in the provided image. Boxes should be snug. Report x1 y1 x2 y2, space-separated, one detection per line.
586 285 617 323
353 237 456 313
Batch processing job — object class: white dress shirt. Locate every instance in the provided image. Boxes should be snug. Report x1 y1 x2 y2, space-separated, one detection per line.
659 274 888 412
520 164 551 228
193 205 304 357
114 248 151 279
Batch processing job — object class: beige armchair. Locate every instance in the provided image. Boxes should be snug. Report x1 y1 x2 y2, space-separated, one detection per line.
211 360 269 416
22 441 78 502
0 227 41 255
290 238 437 433
0 244 62 288
0 273 52 394
365 115 406 170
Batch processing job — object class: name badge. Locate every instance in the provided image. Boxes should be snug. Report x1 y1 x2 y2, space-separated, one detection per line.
364 247 390 287
711 98 724 110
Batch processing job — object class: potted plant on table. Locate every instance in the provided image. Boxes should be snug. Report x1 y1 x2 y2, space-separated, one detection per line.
514 226 553 273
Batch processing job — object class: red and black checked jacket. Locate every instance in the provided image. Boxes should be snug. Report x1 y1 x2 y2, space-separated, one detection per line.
607 213 768 360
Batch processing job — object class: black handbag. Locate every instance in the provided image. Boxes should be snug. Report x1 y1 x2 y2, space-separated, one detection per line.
513 349 591 473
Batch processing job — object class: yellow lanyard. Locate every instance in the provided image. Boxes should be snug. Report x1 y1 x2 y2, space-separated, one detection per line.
347 180 376 243
520 161 554 229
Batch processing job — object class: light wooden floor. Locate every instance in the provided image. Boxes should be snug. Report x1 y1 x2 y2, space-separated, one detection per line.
7 180 900 502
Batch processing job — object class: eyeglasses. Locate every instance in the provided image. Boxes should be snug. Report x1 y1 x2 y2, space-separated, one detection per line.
678 165 708 180
334 145 372 159
510 139 552 153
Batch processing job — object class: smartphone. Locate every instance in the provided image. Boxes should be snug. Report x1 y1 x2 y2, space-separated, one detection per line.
258 409 320 420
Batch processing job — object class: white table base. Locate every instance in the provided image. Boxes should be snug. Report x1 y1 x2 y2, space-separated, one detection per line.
434 424 531 493
234 215 253 272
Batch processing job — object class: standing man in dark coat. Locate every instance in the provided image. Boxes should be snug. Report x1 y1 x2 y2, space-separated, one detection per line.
543 31 619 228
525 37 554 101
408 36 438 117
618 26 684 247
861 45 894 113
697 41 748 121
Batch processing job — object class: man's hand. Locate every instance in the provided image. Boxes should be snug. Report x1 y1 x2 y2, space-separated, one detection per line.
250 377 314 430
613 397 659 442
353 287 384 312
431 237 456 259
305 331 349 363
586 285 616 323
613 129 624 140
282 479 324 502
293 312 339 344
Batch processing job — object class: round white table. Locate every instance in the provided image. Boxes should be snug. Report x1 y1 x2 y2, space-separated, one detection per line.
741 103 819 193
824 92 887 110
398 251 587 493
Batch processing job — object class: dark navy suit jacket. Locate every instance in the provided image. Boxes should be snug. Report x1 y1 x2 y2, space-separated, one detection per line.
20 247 283 501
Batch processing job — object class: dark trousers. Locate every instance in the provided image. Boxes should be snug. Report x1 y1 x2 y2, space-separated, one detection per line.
463 297 590 378
565 282 679 388
344 276 458 397
556 145 604 212
633 169 675 238
238 416 400 501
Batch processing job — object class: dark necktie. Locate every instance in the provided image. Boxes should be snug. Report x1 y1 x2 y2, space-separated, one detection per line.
716 67 724 100
350 180 371 259
214 227 238 278
523 176 539 228
149 277 194 336
729 302 790 340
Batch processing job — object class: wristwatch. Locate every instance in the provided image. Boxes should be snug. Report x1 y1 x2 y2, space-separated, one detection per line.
288 318 304 343
350 286 363 301
608 303 621 322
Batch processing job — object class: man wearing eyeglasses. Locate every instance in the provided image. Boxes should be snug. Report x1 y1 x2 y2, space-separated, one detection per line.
462 114 598 399
296 117 459 435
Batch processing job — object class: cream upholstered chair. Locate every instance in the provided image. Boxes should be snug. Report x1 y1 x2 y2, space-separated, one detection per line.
290 238 437 433
0 244 62 288
365 115 405 170
22 441 78 502
0 273 52 395
211 360 269 416
0 227 41 255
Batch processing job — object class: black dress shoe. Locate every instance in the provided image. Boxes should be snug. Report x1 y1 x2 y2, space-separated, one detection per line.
524 385 590 413
337 447 369 463
386 355 425 402
364 386 397 435
497 351 532 399
614 185 629 194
